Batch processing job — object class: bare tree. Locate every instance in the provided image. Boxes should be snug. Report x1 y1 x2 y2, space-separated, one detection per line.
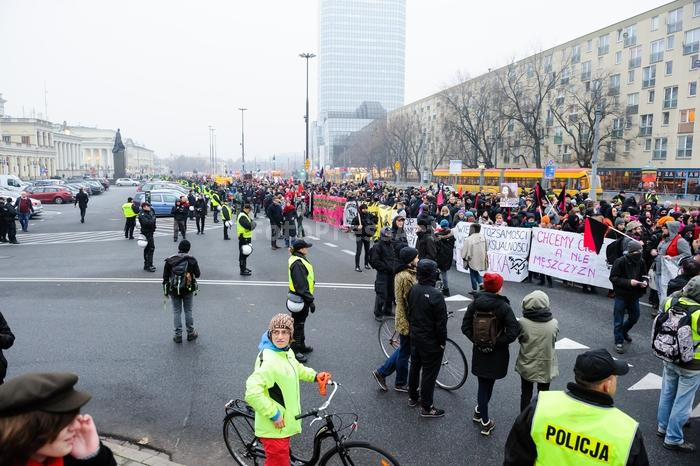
549 72 628 167
386 112 426 180
441 75 509 168
497 52 568 168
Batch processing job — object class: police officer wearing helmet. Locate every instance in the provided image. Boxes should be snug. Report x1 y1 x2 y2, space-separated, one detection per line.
288 239 315 363
237 204 255 275
504 348 649 466
221 201 234 241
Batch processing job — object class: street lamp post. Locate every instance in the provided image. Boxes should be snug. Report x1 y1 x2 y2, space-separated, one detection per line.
238 107 247 174
299 52 316 179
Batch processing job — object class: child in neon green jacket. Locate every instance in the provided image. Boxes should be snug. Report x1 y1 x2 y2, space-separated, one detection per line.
245 314 331 465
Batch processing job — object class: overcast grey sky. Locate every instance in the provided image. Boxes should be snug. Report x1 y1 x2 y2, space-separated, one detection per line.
0 0 664 161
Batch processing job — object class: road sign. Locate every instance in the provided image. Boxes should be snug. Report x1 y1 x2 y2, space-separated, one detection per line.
449 159 462 175
305 159 311 170
394 161 400 171
544 159 556 180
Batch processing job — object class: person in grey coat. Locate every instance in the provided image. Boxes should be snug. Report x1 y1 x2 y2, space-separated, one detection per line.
515 290 559 412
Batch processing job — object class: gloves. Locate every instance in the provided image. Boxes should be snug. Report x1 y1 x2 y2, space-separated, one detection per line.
309 302 316 314
315 372 332 396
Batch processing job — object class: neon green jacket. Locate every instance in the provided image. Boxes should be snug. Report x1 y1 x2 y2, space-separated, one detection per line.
245 332 317 438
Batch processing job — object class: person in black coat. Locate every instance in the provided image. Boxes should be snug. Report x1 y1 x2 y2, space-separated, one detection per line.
415 218 437 261
369 228 398 321
407 259 448 417
462 273 521 436
74 188 89 223
0 197 19 244
193 194 208 234
170 201 188 242
267 197 284 249
609 241 647 353
435 220 456 297
0 311 15 384
138 202 157 272
288 239 316 363
351 204 376 271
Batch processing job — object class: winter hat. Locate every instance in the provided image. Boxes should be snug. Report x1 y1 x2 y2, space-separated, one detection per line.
614 218 625 227
482 272 504 293
626 241 643 254
522 290 550 311
683 276 700 302
439 219 450 229
399 247 419 264
625 221 641 232
268 313 294 336
416 259 439 282
465 211 474 218
541 215 551 225
657 215 674 227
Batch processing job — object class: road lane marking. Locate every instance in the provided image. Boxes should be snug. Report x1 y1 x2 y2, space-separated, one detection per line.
444 294 470 302
341 249 355 256
324 242 338 248
554 338 590 350
306 235 320 240
0 277 374 289
628 372 663 391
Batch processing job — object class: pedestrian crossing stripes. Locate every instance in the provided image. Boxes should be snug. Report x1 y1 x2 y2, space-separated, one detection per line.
1 219 221 246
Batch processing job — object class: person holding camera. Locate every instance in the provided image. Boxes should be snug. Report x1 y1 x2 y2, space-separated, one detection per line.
609 241 647 354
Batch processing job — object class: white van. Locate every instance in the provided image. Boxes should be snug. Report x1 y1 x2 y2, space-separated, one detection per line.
0 174 26 191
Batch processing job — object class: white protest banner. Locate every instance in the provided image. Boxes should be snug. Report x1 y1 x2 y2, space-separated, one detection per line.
404 218 417 248
528 228 613 289
657 257 681 310
342 201 358 227
452 222 531 282
449 159 462 175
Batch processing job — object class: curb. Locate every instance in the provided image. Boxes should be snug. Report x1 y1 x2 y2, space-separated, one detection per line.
101 437 186 466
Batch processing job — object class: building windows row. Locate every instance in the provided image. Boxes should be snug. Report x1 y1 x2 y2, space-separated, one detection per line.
645 135 693 159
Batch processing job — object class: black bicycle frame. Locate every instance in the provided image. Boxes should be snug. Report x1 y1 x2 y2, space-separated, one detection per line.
290 416 342 465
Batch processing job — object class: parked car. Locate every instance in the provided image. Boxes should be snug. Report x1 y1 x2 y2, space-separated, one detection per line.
85 180 104 194
137 182 189 195
66 181 93 195
133 190 182 216
116 178 140 186
30 179 67 187
22 185 74 204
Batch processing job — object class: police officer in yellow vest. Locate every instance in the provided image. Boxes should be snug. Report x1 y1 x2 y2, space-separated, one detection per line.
122 197 138 240
221 202 234 241
504 348 648 466
288 239 315 363
237 204 255 276
656 275 700 453
210 191 222 223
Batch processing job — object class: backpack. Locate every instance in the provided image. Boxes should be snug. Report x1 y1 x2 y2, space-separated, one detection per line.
473 309 500 349
605 236 625 265
168 257 196 296
651 298 700 363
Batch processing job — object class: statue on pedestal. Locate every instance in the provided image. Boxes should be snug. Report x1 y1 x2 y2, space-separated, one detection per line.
112 128 127 179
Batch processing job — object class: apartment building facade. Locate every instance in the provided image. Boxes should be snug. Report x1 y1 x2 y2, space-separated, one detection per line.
390 0 700 194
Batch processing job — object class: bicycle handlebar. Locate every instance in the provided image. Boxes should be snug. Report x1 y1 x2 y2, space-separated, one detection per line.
294 381 339 420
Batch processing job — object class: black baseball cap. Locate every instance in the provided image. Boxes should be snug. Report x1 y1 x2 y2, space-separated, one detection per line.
0 373 91 417
291 239 313 250
574 349 629 382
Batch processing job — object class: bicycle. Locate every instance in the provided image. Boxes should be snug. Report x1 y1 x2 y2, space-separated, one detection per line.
223 381 401 465
377 311 468 391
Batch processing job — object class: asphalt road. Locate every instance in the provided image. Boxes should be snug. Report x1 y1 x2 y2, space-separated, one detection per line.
1 187 698 465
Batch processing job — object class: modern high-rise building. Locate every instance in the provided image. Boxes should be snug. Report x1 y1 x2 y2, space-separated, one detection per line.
314 0 406 168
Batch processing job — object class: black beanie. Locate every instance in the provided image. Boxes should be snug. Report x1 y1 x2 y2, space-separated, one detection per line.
178 239 191 253
399 247 418 264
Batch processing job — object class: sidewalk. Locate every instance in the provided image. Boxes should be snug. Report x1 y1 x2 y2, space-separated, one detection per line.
102 437 186 466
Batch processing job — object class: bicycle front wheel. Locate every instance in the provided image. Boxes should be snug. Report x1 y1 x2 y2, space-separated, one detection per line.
223 411 264 465
436 338 468 391
319 440 401 465
377 316 399 358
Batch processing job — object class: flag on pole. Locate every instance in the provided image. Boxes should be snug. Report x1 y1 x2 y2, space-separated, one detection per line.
557 183 567 213
458 186 463 197
534 182 545 210
436 189 444 207
473 193 480 213
583 217 608 254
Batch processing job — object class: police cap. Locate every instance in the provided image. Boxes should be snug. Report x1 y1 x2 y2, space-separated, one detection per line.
574 349 629 383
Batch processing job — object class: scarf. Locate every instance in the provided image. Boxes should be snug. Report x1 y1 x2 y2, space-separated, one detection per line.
522 307 553 322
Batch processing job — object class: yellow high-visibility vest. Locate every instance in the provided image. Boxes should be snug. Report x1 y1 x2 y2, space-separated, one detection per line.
288 255 314 295
122 202 137 218
237 211 253 239
531 391 638 466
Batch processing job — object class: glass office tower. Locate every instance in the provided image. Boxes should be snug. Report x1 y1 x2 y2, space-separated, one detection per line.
315 0 406 167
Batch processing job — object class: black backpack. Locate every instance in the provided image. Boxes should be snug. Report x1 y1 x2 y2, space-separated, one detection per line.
168 257 196 296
